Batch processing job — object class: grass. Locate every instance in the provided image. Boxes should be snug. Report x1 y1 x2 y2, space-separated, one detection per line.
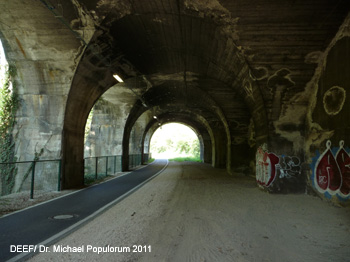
169 157 201 162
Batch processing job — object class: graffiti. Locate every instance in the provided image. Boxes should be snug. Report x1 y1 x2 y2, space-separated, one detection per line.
323 86 346 116
256 146 301 187
313 140 350 198
304 51 323 64
249 66 269 81
336 141 350 196
267 68 295 90
243 79 254 100
276 156 301 179
267 68 295 120
256 145 279 187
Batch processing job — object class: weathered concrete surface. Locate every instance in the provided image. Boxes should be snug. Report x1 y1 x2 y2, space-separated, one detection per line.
305 14 350 205
0 0 88 192
84 83 141 158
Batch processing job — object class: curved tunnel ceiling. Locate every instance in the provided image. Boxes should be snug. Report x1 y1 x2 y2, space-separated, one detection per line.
56 0 350 187
70 6 259 155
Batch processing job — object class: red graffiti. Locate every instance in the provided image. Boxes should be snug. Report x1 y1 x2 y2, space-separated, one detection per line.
256 146 279 187
335 141 350 196
314 140 350 197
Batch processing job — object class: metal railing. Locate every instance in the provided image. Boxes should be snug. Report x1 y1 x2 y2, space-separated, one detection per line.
84 155 123 184
0 154 146 199
129 154 142 169
143 153 150 163
0 159 61 199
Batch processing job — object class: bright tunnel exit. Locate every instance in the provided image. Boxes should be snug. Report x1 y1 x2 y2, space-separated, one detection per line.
150 123 201 161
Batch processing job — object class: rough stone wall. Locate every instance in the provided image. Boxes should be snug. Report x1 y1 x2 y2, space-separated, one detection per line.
253 66 307 193
84 85 150 160
255 13 350 199
129 111 153 155
84 98 124 158
0 0 96 193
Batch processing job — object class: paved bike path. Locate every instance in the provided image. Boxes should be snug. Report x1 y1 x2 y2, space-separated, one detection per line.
0 159 168 262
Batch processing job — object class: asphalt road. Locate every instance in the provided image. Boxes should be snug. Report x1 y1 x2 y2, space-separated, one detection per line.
0 159 168 262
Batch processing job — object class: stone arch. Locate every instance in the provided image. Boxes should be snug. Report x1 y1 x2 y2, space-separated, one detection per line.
121 83 231 171
60 5 269 188
142 112 213 164
147 121 205 160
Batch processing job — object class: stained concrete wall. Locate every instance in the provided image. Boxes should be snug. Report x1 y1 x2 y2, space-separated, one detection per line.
0 0 95 193
254 13 350 203
306 14 350 205
84 98 125 158
0 32 82 193
129 112 153 155
84 84 153 171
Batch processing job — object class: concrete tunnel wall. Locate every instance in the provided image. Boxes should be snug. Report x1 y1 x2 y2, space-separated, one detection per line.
305 15 350 204
0 1 349 206
120 83 239 172
0 0 269 192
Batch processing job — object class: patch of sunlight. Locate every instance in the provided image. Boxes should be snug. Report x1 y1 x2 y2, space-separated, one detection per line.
0 40 8 87
150 123 200 159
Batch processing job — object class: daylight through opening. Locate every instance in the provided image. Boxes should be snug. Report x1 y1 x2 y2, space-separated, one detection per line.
150 123 200 161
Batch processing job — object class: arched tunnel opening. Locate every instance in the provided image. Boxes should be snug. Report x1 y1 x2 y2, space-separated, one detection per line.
59 5 270 189
149 123 202 161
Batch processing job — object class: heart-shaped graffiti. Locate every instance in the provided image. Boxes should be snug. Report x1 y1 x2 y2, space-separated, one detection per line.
314 140 344 196
335 141 350 197
256 146 279 187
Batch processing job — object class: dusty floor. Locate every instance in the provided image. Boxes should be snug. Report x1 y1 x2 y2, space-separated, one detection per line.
29 161 350 262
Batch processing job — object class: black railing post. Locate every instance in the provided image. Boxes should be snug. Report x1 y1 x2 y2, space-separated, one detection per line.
30 161 36 199
106 156 108 177
57 159 61 191
95 157 98 180
114 156 117 173
121 155 123 171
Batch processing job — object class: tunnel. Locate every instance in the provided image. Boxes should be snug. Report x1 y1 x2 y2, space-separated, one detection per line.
0 0 350 206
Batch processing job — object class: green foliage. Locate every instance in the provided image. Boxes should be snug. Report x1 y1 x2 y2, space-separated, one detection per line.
176 140 190 154
175 139 200 157
169 157 202 162
190 139 200 157
0 65 17 139
150 123 200 159
0 65 18 195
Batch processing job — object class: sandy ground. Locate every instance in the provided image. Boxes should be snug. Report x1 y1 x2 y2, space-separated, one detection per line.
29 161 350 262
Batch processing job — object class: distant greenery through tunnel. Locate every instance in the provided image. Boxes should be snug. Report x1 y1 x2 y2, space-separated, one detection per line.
150 123 200 162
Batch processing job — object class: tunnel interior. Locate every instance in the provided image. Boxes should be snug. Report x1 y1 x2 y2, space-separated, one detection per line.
62 2 268 188
0 0 350 205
